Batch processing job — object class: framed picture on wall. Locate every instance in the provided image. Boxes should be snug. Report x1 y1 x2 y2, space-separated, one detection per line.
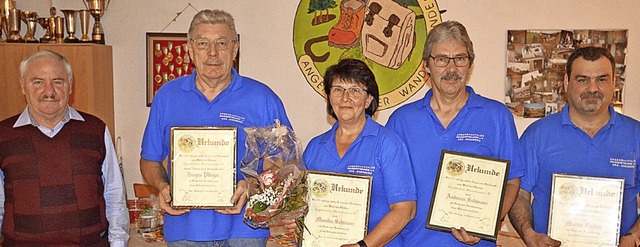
145 32 240 106
504 29 628 117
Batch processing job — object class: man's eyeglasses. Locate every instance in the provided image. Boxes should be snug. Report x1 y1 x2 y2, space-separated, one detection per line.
330 86 368 97
190 38 236 51
429 55 470 67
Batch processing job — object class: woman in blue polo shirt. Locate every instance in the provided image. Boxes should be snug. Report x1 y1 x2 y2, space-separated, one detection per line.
302 59 417 247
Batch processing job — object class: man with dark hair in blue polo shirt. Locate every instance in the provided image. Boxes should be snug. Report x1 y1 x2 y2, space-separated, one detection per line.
509 47 640 247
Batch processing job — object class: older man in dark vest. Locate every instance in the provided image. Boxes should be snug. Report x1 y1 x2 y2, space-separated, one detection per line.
0 50 129 246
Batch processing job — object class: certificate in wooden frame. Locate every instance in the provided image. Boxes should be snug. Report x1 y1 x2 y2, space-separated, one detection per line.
146 32 240 106
548 174 624 246
302 170 372 247
170 126 237 209
426 150 510 241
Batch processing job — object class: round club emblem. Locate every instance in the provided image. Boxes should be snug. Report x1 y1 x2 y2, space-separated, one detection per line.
293 0 446 110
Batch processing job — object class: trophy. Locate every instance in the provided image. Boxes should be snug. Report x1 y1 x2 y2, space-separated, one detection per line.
0 15 4 42
6 8 21 42
1 0 15 40
61 9 79 43
78 9 91 42
54 16 64 44
21 11 39 43
83 0 110 44
37 17 53 43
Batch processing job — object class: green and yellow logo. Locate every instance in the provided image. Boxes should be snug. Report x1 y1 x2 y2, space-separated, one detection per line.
293 0 444 110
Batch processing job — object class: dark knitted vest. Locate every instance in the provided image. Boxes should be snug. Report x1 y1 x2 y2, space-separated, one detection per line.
0 112 109 246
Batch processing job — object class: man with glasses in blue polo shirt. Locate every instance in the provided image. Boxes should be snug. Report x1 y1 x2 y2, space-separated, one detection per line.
140 9 292 247
386 20 524 246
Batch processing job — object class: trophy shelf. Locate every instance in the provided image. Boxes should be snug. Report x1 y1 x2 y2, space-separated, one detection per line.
0 43 115 136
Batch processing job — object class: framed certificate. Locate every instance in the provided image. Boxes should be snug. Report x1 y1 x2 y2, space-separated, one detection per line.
170 126 237 209
548 174 625 247
301 171 372 247
426 150 510 241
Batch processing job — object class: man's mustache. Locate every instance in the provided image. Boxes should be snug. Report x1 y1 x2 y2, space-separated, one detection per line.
441 73 462 81
39 95 59 101
580 91 603 100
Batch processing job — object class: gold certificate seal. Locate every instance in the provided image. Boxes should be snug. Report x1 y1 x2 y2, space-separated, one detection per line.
311 179 329 198
178 135 196 153
446 159 464 176
559 183 577 201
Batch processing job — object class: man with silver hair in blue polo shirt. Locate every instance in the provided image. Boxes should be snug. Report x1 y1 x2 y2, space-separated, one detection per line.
140 9 291 246
386 20 524 246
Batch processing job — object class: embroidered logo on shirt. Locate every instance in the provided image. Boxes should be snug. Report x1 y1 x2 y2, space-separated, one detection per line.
219 112 245 124
347 165 375 175
610 158 636 169
456 133 485 142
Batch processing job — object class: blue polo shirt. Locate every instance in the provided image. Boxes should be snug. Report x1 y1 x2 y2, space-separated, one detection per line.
140 69 291 241
303 115 417 247
386 86 524 246
520 104 640 235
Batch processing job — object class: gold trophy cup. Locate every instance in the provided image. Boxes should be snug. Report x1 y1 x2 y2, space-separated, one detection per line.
1 0 15 41
0 15 4 42
6 8 22 42
83 0 110 44
61 9 79 42
21 11 39 43
78 9 91 42
37 17 53 43
53 16 64 44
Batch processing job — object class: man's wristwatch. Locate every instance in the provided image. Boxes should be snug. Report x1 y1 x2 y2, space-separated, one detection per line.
357 240 368 247
624 232 640 247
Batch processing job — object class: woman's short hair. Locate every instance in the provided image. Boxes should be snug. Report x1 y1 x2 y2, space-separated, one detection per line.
323 59 379 119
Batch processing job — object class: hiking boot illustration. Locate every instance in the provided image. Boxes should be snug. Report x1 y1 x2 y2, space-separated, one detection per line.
328 0 367 49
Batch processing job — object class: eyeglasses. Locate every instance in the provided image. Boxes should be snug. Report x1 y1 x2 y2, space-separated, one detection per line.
429 55 470 67
190 38 236 51
330 86 368 97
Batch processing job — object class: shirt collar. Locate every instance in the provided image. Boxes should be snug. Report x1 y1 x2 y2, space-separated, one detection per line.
419 86 483 110
13 106 84 128
319 115 378 144
182 68 243 95
561 104 619 128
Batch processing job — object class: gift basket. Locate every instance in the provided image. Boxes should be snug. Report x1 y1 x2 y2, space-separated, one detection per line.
241 120 308 247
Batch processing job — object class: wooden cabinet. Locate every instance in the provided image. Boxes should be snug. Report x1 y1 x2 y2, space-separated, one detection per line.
0 43 115 135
